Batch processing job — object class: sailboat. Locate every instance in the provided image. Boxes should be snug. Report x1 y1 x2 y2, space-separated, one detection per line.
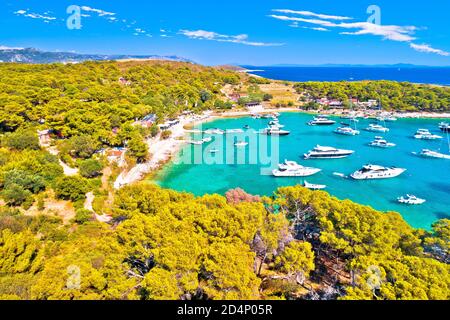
335 97 360 135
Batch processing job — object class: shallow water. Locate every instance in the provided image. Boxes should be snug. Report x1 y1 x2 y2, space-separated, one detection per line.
155 113 450 230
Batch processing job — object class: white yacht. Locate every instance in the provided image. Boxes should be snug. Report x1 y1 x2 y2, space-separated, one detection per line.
368 136 396 148
204 128 225 135
261 126 290 136
439 122 450 132
273 161 321 177
308 115 336 126
397 195 426 205
225 129 244 134
365 124 390 133
188 140 204 145
334 126 360 136
419 149 450 160
303 181 327 190
234 141 248 147
304 145 354 159
414 129 442 140
350 164 406 180
377 114 398 122
202 137 213 143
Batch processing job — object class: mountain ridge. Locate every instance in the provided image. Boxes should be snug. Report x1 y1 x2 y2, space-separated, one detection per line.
0 47 193 64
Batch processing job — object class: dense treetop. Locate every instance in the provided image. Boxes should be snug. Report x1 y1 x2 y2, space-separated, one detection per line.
295 81 450 111
0 184 448 300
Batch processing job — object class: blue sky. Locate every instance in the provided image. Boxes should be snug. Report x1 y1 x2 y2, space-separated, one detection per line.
1 0 449 66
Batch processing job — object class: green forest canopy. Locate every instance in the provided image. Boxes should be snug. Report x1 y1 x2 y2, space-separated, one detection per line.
0 184 448 300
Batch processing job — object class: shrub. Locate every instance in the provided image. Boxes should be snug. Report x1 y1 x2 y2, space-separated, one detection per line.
74 209 93 224
54 176 87 201
79 159 103 178
5 130 40 151
1 184 33 207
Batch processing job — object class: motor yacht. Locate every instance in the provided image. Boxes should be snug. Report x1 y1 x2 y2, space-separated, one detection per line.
261 126 290 136
439 122 450 132
368 136 396 148
414 129 443 140
308 115 336 126
272 161 321 177
365 124 390 133
234 141 248 147
418 149 450 160
304 145 354 159
397 195 426 205
350 164 406 180
334 126 360 136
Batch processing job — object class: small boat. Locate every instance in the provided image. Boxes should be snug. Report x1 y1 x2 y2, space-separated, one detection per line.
210 148 220 154
252 114 262 119
397 195 426 205
308 115 336 126
243 125 250 129
226 129 244 134
365 124 390 133
419 149 450 160
304 145 354 160
333 172 346 178
202 137 213 143
261 126 291 136
303 181 327 190
334 127 360 136
269 120 285 128
414 129 442 140
234 141 248 147
368 136 396 148
350 164 406 180
204 128 225 135
377 116 397 122
439 122 450 132
273 161 321 177
188 140 204 145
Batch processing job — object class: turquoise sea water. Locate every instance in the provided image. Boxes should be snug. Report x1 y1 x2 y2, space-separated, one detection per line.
155 113 450 230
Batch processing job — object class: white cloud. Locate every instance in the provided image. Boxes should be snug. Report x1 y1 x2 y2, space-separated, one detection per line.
81 6 115 17
14 9 56 21
179 29 283 47
270 15 416 42
269 9 449 56
410 43 449 56
273 9 352 21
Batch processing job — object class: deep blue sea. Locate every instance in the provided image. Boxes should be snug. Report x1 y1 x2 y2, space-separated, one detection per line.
241 66 450 85
155 113 450 230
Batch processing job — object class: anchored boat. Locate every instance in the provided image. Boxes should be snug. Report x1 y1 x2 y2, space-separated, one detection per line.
397 195 426 205
304 145 354 159
368 136 396 148
273 161 321 177
303 181 327 190
350 164 406 180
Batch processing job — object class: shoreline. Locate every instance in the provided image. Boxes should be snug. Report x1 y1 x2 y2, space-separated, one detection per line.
115 107 450 189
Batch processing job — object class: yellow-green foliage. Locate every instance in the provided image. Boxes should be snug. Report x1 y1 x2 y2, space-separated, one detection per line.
294 81 450 111
0 61 240 140
0 184 448 300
